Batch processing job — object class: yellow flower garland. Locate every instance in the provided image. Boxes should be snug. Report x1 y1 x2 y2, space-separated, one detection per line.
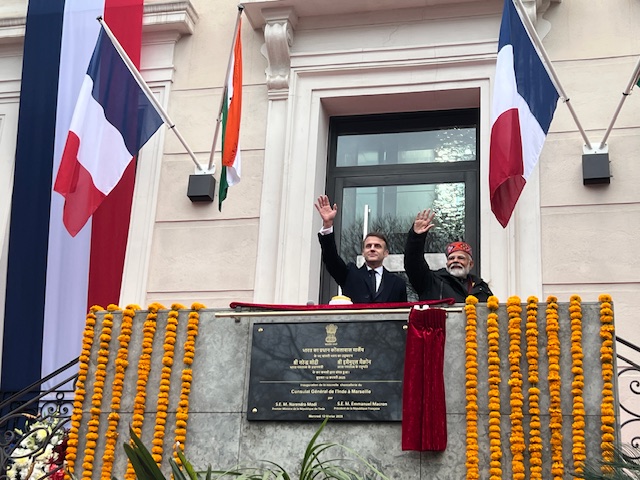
569 295 586 472
507 296 525 480
526 296 542 480
545 295 563 479
464 296 479 480
598 294 615 465
63 294 618 478
152 303 184 465
173 302 204 463
125 302 162 480
65 305 101 479
81 304 116 480
486 296 502 480
100 304 137 480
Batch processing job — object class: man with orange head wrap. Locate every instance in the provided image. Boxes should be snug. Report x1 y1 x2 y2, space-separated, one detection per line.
404 209 492 302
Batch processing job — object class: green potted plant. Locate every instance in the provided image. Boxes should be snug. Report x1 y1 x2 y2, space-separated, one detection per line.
122 419 389 480
572 444 640 479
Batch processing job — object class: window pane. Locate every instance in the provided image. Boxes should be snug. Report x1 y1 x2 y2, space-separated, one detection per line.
336 127 476 167
338 182 466 262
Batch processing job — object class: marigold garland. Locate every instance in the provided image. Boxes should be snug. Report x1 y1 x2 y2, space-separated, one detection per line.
546 295 563 479
125 302 163 480
598 294 615 466
486 296 502 480
507 296 525 480
65 305 101 479
464 296 480 480
151 303 184 465
526 296 542 480
172 302 204 464
81 304 116 480
63 294 616 478
569 295 586 472
100 304 138 480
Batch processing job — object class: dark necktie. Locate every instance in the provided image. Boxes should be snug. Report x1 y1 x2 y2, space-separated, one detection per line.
369 269 377 293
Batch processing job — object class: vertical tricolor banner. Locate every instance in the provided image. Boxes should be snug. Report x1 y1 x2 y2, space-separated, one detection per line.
218 17 243 211
489 0 559 228
1 0 144 393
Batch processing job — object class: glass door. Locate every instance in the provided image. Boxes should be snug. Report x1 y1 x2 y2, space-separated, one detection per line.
320 109 480 303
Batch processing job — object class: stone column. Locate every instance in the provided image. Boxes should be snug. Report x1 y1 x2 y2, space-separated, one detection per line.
253 8 297 303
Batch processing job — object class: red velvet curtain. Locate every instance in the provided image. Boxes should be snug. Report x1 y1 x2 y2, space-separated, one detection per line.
402 307 447 451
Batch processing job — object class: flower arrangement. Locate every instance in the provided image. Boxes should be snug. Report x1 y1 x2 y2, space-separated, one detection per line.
526 296 542 480
126 302 162 480
100 304 138 480
81 304 116 480
464 295 479 480
486 296 502 480
598 294 615 465
8 415 68 480
173 302 203 463
151 303 183 464
569 295 586 472
66 305 101 478
546 295 563 479
507 296 525 480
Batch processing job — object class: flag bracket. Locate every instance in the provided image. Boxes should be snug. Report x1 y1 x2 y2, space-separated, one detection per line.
187 170 217 202
582 145 610 186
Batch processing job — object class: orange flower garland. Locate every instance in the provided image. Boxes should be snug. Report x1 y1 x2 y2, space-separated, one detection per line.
65 305 101 479
100 304 137 480
486 296 502 480
507 296 525 480
125 302 162 480
152 303 183 465
545 295 563 479
81 304 116 480
569 295 586 472
464 296 479 480
173 302 204 463
598 294 615 464
526 296 542 480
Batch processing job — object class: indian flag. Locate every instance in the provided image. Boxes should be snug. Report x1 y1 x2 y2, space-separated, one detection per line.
218 18 243 210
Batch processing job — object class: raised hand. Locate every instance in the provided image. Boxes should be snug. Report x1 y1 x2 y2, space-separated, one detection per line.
314 195 338 228
413 209 436 234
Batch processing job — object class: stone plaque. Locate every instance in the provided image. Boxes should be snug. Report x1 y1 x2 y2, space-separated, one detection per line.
247 320 406 421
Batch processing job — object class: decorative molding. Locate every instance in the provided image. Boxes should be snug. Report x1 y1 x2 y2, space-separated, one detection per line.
0 0 197 45
0 17 25 45
143 0 198 36
521 0 560 27
267 88 290 101
262 8 296 91
521 0 538 25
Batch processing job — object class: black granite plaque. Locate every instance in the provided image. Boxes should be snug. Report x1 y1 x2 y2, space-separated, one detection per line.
247 320 406 421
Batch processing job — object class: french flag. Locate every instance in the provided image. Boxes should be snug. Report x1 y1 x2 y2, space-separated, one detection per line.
1 0 153 395
54 27 163 237
489 0 559 228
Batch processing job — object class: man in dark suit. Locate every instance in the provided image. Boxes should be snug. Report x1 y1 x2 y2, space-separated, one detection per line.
314 195 408 304
404 208 493 302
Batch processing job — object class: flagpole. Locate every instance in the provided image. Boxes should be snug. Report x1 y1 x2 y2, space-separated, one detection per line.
207 5 244 172
598 56 640 150
98 17 205 172
512 0 592 150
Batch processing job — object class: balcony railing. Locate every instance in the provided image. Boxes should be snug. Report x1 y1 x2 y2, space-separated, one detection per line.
0 358 78 480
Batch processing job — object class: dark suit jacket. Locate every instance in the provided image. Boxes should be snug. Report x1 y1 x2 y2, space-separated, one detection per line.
404 228 493 302
318 232 408 303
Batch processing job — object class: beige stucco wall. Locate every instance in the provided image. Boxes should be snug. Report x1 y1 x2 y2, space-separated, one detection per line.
147 0 267 307
538 1 640 348
0 0 639 356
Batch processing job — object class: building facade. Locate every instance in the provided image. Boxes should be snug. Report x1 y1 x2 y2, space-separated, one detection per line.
1 0 640 374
